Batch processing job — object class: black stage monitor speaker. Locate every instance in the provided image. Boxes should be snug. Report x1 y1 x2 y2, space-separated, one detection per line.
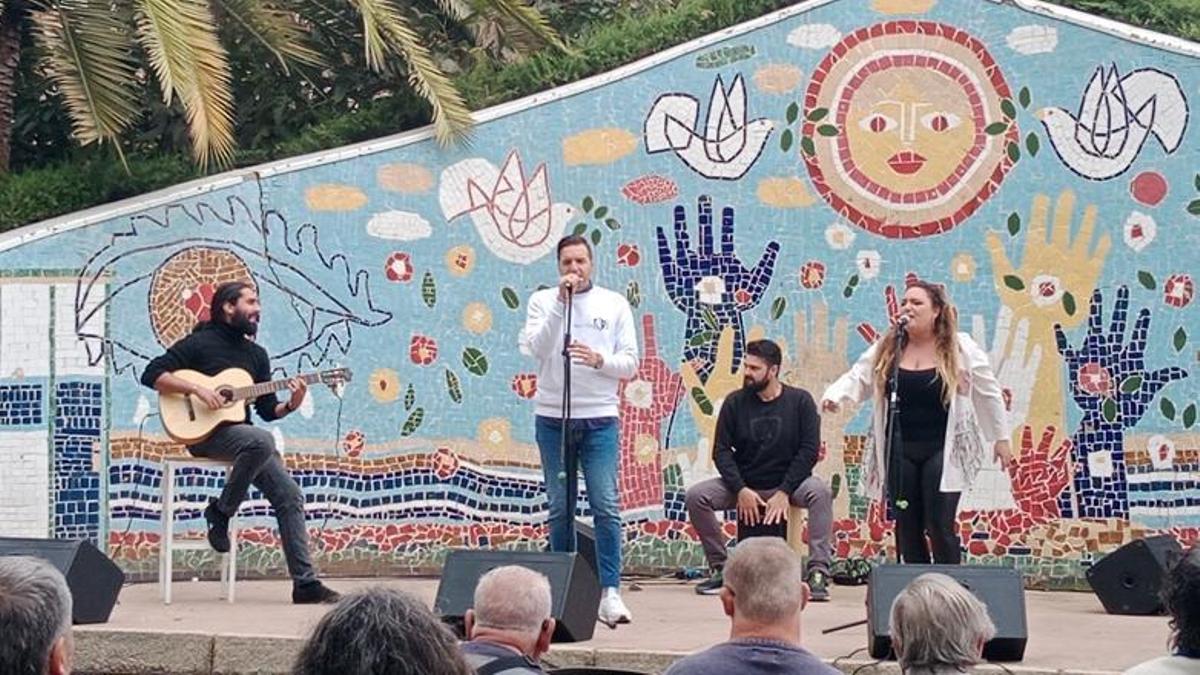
0 537 125 624
1087 535 1183 615
435 549 601 643
867 564 1027 662
574 519 598 576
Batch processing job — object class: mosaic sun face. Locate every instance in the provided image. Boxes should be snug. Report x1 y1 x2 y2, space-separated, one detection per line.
803 21 1018 238
148 247 254 348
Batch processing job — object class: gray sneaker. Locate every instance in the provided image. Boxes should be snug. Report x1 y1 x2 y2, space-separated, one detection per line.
695 569 724 595
807 569 830 602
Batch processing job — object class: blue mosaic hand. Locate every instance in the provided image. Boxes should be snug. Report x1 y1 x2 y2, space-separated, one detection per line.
1052 286 1188 518
656 195 780 380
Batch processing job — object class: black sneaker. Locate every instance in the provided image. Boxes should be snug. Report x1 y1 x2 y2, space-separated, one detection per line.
695 569 724 595
807 569 830 602
203 501 230 553
293 581 341 604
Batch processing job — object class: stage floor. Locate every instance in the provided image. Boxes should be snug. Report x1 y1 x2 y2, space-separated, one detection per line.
75 576 1168 674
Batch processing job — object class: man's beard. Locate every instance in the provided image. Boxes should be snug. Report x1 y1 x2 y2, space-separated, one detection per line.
231 311 258 336
742 376 768 393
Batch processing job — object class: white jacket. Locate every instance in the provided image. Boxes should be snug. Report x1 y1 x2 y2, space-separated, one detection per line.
821 332 1009 499
518 285 638 419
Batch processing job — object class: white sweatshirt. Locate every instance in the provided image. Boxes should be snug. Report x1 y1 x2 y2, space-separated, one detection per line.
518 285 639 419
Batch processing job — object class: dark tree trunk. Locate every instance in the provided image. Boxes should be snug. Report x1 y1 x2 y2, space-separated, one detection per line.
0 1 26 174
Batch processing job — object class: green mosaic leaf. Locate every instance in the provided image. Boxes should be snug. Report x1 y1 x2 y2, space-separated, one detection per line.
404 383 415 411
1007 212 1021 236
786 102 799 125
817 124 839 137
1102 397 1118 423
1001 98 1017 119
626 280 641 308
702 307 719 331
847 274 860 288
806 107 828 122
444 369 463 404
842 284 855 299
1188 199 1200 216
1119 375 1143 394
771 296 787 320
572 221 588 236
1025 132 1040 157
1195 174 1200 191
1138 270 1157 290
1174 327 1188 352
690 386 713 416
801 136 815 156
1162 397 1177 421
1007 142 1021 163
695 44 755 68
605 217 621 230
421 271 437 308
582 196 594 213
593 206 609 220
590 229 602 245
689 330 715 347
462 347 489 376
400 407 424 436
1019 86 1031 109
780 129 794 152
502 287 520 310
1062 291 1076 317
1003 274 1025 291
985 122 1008 135
1185 403 1198 429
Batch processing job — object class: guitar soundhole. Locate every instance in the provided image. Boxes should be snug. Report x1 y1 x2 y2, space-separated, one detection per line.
217 387 235 405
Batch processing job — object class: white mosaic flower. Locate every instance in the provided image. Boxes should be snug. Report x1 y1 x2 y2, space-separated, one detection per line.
624 379 654 410
1029 274 1064 307
1123 212 1156 252
856 250 882 280
696 276 726 305
824 222 856 250
1087 450 1114 479
1147 434 1176 470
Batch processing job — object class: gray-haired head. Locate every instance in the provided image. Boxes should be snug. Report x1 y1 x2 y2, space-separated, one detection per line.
293 586 472 675
0 555 73 675
889 573 996 671
473 565 552 634
723 537 805 624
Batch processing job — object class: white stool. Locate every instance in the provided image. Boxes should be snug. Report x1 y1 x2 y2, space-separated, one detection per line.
159 456 238 604
786 505 809 557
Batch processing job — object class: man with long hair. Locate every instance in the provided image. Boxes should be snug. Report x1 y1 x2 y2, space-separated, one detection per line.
1125 545 1200 674
142 281 338 604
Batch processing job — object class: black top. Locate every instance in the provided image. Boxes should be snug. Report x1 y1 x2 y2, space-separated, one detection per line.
713 384 821 494
140 322 282 422
897 368 948 444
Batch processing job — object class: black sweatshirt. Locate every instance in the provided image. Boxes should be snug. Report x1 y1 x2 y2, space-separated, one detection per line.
140 322 282 422
712 384 821 494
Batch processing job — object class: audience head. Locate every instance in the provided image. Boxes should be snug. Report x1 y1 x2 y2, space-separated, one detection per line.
720 537 807 629
889 573 996 672
0 555 74 675
466 565 556 659
1165 545 1200 655
293 586 472 675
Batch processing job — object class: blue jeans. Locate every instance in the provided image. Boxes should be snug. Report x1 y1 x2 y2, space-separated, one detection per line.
535 416 622 588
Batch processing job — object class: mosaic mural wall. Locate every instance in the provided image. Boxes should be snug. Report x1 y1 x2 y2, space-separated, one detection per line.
0 0 1196 589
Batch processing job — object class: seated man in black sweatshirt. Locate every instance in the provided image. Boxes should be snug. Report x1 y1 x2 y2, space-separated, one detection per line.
684 339 834 600
142 281 338 604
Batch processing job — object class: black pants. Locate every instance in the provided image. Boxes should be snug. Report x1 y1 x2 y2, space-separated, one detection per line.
892 440 962 564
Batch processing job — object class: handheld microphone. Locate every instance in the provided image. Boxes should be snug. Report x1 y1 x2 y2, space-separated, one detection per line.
896 315 910 330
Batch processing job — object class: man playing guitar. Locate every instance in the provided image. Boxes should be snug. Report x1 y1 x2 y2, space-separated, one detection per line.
142 281 340 604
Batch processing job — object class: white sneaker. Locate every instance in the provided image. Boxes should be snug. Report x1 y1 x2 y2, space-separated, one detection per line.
598 586 632 625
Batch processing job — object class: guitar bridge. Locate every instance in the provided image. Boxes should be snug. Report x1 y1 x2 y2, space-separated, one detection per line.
185 395 196 422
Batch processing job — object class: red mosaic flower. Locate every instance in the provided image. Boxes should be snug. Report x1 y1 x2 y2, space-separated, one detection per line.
1077 362 1113 397
616 243 641 267
1164 274 1194 308
621 174 679 204
734 288 753 306
510 373 538 399
409 334 439 365
342 430 365 458
1129 171 1168 207
431 447 460 480
385 252 414 282
799 261 826 289
182 283 215 322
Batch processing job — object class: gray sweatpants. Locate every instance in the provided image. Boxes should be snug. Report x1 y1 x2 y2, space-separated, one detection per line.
684 475 834 572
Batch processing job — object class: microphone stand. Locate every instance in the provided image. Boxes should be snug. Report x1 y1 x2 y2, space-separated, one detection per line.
559 285 578 552
883 321 908 564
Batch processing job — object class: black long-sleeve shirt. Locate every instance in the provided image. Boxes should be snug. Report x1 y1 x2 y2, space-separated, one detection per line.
712 384 821 494
140 322 282 422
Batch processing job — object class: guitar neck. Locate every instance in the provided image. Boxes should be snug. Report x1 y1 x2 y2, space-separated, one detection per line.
232 372 328 401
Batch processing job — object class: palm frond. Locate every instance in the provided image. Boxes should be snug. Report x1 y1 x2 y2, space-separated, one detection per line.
476 0 568 52
430 0 469 22
134 0 235 168
29 0 141 147
210 0 323 71
349 0 473 144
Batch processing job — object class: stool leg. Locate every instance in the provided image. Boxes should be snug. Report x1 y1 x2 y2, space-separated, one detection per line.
224 517 237 603
161 463 175 605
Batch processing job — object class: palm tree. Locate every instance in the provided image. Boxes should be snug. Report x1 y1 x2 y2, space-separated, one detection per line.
0 0 564 172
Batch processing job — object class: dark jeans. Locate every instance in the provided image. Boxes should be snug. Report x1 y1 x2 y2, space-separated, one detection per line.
189 423 317 584
893 440 962 564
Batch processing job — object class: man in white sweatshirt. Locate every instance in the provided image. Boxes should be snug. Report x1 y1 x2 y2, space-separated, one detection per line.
519 234 639 626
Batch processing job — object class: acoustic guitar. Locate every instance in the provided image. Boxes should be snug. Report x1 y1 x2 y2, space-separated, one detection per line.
158 367 352 444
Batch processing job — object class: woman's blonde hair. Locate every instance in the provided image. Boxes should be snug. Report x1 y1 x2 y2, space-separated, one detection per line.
872 280 960 406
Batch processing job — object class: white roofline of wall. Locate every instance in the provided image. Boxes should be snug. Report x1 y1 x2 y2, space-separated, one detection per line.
3 0 1196 253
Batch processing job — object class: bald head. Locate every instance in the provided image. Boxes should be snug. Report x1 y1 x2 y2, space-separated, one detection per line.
723 537 805 624
473 566 552 634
